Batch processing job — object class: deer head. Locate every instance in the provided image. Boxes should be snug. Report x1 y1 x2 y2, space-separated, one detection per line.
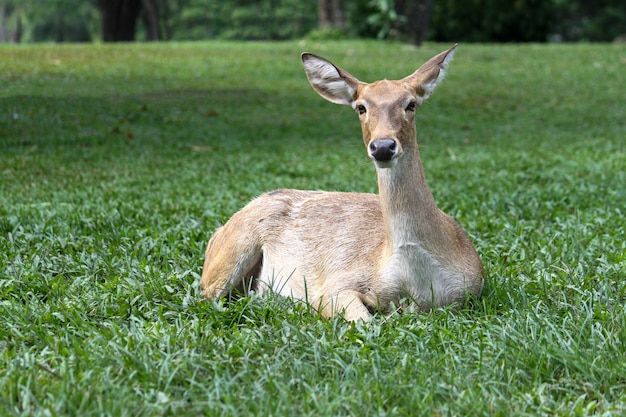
301 45 456 169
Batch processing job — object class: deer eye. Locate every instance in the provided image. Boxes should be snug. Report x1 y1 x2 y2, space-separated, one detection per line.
355 104 367 115
405 101 416 112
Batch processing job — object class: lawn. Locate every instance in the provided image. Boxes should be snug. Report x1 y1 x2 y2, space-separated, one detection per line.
1 40 625 416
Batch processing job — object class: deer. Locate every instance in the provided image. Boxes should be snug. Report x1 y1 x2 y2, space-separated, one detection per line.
201 45 483 322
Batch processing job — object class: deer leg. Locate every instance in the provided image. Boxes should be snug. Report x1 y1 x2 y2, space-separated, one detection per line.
201 223 262 299
318 290 371 322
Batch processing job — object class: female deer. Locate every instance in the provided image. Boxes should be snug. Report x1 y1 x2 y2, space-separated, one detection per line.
201 45 483 321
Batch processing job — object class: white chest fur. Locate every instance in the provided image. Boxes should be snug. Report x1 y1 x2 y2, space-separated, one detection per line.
379 240 459 309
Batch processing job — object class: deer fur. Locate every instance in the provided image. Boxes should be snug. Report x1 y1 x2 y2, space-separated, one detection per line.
201 45 483 321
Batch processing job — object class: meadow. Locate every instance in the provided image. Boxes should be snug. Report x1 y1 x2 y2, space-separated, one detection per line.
0 40 625 416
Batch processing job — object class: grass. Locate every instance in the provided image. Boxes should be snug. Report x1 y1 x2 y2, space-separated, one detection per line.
1 40 625 416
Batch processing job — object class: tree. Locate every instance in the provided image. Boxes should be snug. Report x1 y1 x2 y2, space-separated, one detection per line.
140 0 161 41
348 0 432 45
97 0 160 42
429 0 556 42
17 0 94 42
98 0 142 42
554 0 626 41
0 3 22 42
318 0 345 31
395 0 433 46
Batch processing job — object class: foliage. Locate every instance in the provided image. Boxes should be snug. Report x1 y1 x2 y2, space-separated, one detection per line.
552 0 626 41
165 0 317 41
2 0 98 42
364 0 406 40
429 0 557 42
428 0 626 42
304 27 348 41
1 0 625 43
1 41 626 415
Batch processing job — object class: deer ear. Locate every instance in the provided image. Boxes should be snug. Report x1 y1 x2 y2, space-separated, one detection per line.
301 53 360 105
403 44 457 101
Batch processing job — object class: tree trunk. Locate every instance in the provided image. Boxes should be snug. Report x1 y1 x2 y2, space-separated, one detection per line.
330 0 345 30
318 0 332 29
0 7 6 43
98 0 142 42
13 11 21 42
396 0 433 46
318 0 345 30
140 0 160 41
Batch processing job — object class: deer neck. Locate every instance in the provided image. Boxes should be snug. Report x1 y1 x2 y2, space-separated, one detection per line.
375 144 441 251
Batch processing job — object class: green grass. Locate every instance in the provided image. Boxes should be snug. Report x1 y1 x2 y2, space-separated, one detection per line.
1 40 625 416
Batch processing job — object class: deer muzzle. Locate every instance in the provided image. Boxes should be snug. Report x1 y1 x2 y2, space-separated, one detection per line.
369 138 398 163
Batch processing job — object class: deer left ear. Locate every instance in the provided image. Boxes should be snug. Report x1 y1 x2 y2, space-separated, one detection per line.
403 44 457 101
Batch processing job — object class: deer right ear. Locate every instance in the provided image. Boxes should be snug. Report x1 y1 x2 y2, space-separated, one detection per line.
301 53 360 105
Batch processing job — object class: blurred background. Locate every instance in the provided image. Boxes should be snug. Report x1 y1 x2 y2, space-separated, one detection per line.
0 0 624 44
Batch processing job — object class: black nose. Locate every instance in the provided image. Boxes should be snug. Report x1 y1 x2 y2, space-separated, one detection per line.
369 139 397 161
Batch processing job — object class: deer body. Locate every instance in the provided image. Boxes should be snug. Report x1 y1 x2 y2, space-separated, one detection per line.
201 46 483 321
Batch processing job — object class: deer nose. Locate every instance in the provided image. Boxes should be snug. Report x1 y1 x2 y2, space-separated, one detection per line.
369 138 397 161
